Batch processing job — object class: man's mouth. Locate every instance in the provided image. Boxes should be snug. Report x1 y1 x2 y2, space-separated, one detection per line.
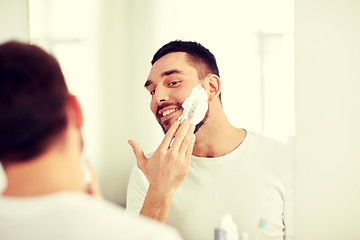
158 105 181 122
162 108 179 117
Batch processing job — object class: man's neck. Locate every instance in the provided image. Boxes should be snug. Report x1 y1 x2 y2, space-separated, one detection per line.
192 107 246 158
2 152 84 197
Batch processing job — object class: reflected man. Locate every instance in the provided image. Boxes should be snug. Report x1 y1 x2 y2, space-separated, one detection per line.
0 41 183 240
127 40 293 240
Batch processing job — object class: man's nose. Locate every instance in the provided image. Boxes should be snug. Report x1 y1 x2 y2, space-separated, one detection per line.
153 87 169 104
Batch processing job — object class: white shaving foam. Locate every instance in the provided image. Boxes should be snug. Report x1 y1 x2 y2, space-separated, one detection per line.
178 83 208 125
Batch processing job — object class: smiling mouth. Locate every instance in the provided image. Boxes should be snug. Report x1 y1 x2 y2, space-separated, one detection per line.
161 108 179 117
157 107 182 123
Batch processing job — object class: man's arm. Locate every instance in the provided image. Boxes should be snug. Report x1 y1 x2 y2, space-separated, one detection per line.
128 120 195 222
139 185 174 222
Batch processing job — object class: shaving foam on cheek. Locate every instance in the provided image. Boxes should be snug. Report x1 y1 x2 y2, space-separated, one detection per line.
178 83 208 125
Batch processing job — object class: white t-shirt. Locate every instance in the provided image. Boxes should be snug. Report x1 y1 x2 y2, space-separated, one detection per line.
0 191 182 240
126 131 293 240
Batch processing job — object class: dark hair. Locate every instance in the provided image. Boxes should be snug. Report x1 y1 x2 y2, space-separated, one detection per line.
152 40 221 101
0 41 69 165
151 40 220 79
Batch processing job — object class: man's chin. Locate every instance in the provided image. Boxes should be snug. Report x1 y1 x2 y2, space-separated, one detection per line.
159 119 173 134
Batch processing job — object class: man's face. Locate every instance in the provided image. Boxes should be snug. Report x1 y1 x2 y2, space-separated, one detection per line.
145 52 205 133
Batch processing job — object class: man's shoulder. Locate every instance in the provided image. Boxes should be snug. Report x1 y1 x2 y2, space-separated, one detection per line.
0 193 182 240
244 130 292 164
246 130 289 149
48 193 182 239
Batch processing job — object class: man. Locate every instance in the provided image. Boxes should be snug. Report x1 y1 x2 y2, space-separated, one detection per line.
0 41 183 240
127 40 293 240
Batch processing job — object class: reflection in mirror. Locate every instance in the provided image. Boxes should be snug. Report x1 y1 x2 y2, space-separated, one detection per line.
1 0 295 240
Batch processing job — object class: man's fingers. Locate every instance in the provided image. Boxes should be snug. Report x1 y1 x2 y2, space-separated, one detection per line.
179 124 196 156
128 140 147 170
159 120 181 149
185 133 196 159
171 119 191 151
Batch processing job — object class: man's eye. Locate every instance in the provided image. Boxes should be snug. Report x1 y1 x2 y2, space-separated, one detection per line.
150 89 155 95
169 81 178 86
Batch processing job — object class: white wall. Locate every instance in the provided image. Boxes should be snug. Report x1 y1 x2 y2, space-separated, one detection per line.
0 0 29 43
294 0 360 239
0 0 29 193
96 0 160 206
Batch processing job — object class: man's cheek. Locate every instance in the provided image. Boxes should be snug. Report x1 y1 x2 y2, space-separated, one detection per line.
150 103 157 115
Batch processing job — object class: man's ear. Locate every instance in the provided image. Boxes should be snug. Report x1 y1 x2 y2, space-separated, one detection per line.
67 94 83 129
204 74 221 102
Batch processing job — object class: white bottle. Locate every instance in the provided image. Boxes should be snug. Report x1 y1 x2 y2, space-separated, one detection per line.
214 214 239 240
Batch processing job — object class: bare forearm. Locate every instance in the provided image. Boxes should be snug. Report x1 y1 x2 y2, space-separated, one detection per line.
130 121 195 223
140 185 175 223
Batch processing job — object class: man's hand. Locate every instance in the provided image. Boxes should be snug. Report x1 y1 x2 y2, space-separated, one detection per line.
128 119 195 222
82 155 103 200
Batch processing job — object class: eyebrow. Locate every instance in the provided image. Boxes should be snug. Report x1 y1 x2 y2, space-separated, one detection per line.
144 69 183 88
162 69 183 77
144 80 152 88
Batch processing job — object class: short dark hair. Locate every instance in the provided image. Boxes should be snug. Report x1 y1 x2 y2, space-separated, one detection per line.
151 40 221 101
151 40 220 79
0 41 69 165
